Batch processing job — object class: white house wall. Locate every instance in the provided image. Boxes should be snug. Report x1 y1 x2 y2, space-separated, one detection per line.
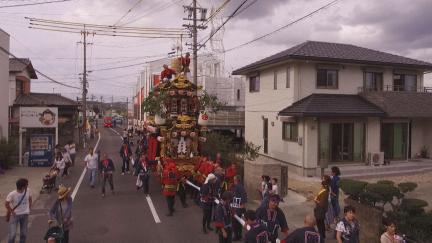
0 29 9 139
366 117 381 155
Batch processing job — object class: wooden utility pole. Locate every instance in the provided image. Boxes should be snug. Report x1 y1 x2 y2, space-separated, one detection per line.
81 28 88 148
183 0 207 85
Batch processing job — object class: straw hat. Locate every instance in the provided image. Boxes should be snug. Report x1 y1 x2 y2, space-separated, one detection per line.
57 185 71 200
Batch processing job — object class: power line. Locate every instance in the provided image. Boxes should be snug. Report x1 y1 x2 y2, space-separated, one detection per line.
0 0 71 9
224 0 340 53
0 46 81 89
198 0 248 51
120 0 184 26
113 0 144 26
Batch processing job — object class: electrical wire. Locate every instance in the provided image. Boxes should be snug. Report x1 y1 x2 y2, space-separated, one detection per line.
198 0 248 51
0 0 71 9
119 0 184 26
0 46 81 89
113 0 144 26
224 0 340 53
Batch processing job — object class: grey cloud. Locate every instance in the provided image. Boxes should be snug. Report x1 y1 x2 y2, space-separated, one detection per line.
222 0 288 20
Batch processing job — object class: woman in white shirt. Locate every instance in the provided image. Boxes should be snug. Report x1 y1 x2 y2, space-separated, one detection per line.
381 218 405 243
52 152 66 186
271 177 279 195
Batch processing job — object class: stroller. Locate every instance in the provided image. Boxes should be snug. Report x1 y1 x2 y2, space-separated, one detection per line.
44 225 64 243
41 168 58 193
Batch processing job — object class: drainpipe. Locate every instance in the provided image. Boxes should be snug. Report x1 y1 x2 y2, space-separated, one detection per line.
302 118 306 176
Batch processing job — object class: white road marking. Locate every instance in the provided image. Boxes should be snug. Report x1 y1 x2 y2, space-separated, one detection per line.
110 129 162 223
71 133 101 201
146 195 162 223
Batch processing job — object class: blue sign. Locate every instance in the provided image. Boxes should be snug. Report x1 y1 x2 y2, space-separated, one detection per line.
29 134 54 167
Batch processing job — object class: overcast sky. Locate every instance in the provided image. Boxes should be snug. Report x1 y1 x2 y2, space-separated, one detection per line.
1 0 431 102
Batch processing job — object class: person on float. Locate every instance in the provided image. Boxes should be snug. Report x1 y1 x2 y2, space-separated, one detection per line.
161 64 176 81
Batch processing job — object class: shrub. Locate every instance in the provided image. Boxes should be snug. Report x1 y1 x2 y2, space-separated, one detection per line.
401 198 428 215
339 179 368 200
364 183 400 206
377 180 395 186
398 182 418 193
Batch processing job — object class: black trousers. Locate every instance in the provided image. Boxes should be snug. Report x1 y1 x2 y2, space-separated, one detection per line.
178 190 187 206
316 217 326 243
101 174 114 194
121 157 130 173
218 227 232 243
63 230 69 243
232 209 245 239
140 175 149 194
202 207 212 227
166 195 175 213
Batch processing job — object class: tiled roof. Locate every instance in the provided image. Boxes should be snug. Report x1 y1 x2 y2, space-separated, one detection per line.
278 94 385 117
14 93 78 106
9 58 37 79
361 92 432 118
232 41 432 75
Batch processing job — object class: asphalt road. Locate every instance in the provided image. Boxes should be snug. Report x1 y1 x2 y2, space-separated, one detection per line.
21 126 219 243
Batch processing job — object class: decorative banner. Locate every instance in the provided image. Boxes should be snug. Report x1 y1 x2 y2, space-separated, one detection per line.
20 107 58 128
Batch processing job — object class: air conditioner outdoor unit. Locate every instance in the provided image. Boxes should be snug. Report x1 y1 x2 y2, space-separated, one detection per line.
367 152 385 166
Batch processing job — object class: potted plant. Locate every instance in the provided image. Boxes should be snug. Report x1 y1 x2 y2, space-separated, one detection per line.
142 91 168 125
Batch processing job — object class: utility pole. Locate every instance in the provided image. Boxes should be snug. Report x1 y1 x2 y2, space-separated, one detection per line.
81 28 88 148
183 0 207 85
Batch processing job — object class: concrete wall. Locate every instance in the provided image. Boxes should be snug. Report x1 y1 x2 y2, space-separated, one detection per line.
243 158 282 201
0 29 9 139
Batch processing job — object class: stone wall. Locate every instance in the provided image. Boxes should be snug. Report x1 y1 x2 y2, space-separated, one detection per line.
344 198 382 243
244 156 283 201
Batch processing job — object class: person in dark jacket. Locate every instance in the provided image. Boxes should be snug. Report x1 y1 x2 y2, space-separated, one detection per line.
231 175 247 241
282 215 320 243
177 175 188 208
48 185 73 243
119 141 132 175
330 166 341 220
200 173 217 234
100 153 115 197
314 175 331 243
214 191 234 243
256 194 289 243
244 209 269 243
136 154 151 195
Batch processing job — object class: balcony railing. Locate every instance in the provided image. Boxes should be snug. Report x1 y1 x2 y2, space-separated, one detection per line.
358 85 432 93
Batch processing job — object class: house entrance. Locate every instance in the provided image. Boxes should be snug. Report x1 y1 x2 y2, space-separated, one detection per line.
381 123 408 160
330 123 354 161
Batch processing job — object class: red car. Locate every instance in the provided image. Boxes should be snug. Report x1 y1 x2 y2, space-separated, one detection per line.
104 117 113 128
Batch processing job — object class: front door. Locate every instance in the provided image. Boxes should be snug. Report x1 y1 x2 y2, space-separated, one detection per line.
331 123 354 161
381 123 408 160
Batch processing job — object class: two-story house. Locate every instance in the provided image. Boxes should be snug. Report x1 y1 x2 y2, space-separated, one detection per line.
233 41 432 178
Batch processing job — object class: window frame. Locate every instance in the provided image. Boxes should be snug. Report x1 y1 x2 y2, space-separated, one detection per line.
282 122 298 141
237 89 240 101
363 71 383 91
286 66 290 88
249 75 260 93
316 69 338 89
273 70 278 90
16 79 24 97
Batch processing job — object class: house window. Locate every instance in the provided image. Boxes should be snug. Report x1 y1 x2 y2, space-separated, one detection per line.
393 74 417 91
274 70 278 90
317 69 338 89
16 80 24 97
286 67 290 88
282 122 298 141
364 72 383 91
249 75 260 92
237 89 240 101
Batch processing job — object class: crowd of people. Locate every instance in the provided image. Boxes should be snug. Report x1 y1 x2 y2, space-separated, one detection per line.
4 128 408 243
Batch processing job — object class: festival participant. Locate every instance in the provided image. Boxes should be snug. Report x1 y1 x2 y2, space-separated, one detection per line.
161 64 176 81
136 154 151 196
48 185 73 243
214 191 234 243
200 173 217 233
84 147 98 188
244 210 269 243
162 162 178 216
119 141 132 175
256 194 289 243
225 163 237 189
314 175 331 243
100 153 115 197
181 52 191 73
214 167 227 198
231 175 247 241
282 215 320 243
177 175 188 208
